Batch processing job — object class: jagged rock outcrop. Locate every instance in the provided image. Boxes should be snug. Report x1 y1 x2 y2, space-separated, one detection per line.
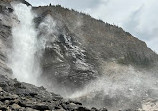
0 74 105 111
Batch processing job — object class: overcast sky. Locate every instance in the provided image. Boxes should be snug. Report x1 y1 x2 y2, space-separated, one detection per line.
27 0 158 53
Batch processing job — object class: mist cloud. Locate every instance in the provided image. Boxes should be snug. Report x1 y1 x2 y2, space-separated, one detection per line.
70 62 158 110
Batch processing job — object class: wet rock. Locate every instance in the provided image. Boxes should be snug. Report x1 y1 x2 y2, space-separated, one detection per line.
69 102 79 109
60 102 79 110
32 103 50 110
11 94 19 99
54 109 66 111
0 87 3 92
77 107 91 111
51 92 63 100
11 103 21 109
14 82 26 89
69 100 82 105
0 74 93 111
25 107 39 111
99 107 108 111
91 107 99 111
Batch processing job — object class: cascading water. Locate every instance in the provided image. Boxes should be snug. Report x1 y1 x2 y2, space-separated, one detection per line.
9 3 40 85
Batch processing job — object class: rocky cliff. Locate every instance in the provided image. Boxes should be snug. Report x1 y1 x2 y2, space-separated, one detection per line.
0 0 158 110
32 4 158 90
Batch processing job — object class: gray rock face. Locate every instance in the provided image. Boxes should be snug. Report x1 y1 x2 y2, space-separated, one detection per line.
37 20 98 90
0 4 13 77
33 5 158 65
32 5 158 90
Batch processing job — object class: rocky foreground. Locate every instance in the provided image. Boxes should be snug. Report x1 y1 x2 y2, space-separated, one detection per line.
0 74 108 111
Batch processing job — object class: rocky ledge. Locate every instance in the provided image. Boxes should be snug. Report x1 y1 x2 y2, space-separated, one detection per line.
0 74 107 111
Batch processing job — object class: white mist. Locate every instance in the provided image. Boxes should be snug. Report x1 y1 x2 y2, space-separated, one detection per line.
9 3 40 85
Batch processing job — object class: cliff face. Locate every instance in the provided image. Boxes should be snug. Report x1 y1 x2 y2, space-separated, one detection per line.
34 5 158 64
32 5 158 90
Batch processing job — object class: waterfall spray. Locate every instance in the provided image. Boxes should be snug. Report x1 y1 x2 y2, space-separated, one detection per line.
9 3 40 85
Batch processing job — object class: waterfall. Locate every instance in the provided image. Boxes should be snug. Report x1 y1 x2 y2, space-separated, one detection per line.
9 3 40 85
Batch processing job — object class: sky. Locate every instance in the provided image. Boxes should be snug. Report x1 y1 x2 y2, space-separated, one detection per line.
27 0 158 53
